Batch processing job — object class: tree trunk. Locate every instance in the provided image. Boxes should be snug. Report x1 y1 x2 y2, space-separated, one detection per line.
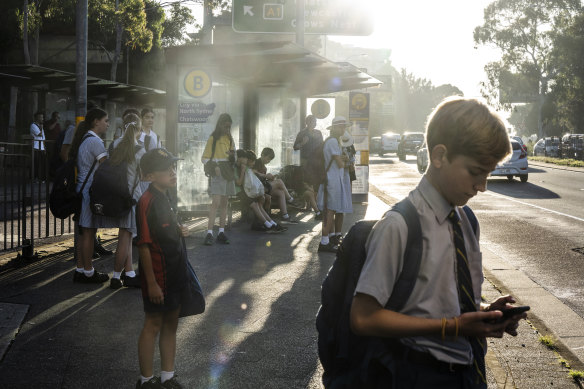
110 0 122 81
23 0 30 64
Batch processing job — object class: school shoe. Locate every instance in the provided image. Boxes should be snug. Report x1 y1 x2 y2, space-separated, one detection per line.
314 212 323 221
161 376 184 389
281 215 299 224
274 224 288 232
265 225 283 234
136 377 164 389
203 233 214 246
216 232 230 244
121 272 141 288
78 271 109 284
318 242 338 253
72 270 84 283
330 235 343 246
109 277 123 290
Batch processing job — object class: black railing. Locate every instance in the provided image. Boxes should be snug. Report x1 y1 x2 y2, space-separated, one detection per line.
0 140 74 255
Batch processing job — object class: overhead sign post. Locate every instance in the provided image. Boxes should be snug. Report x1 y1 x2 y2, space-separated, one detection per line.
232 0 373 35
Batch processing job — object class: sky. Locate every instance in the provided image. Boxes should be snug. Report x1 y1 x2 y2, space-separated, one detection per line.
180 0 501 98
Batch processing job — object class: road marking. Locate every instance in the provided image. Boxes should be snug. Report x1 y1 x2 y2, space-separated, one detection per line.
484 191 584 223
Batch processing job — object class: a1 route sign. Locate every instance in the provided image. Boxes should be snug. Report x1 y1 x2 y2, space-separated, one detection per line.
232 0 373 35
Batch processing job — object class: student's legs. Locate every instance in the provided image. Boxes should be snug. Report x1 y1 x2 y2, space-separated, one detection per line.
271 188 288 214
263 194 272 213
303 189 318 212
334 213 344 235
207 194 221 230
114 228 132 273
138 311 163 378
80 227 97 270
321 210 336 237
218 195 228 228
160 308 180 372
271 179 292 200
250 202 268 223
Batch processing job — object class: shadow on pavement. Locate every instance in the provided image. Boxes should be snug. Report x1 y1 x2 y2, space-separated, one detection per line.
487 179 560 199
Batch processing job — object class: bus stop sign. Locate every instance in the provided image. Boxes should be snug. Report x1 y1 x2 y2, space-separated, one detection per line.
232 0 373 35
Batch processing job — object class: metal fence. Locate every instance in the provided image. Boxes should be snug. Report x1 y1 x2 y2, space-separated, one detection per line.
0 140 74 256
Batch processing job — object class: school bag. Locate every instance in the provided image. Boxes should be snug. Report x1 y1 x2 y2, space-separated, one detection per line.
49 134 97 219
305 137 333 186
316 199 478 388
243 167 265 198
89 157 139 218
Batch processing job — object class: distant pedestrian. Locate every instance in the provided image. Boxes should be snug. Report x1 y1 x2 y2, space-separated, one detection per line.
136 148 188 389
44 111 61 141
316 116 353 253
294 114 323 168
201 113 236 246
69 108 110 284
30 111 46 181
351 97 527 388
139 108 162 194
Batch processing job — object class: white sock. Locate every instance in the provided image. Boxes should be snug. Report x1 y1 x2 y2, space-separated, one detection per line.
264 221 272 228
335 232 342 237
125 270 136 278
287 197 294 203
76 267 84 273
329 233 335 238
282 214 289 219
270 221 277 227
207 229 213 235
113 271 122 279
160 371 174 383
141 375 154 384
218 227 225 233
321 236 330 245
83 268 95 277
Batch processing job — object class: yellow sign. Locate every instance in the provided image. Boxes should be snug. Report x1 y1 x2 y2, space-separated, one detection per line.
351 93 368 111
184 69 212 98
264 4 283 20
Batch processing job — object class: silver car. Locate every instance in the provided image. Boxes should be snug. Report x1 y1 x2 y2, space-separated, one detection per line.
416 143 428 174
491 139 529 182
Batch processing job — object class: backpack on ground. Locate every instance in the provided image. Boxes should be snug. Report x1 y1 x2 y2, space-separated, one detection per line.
49 134 96 219
89 159 138 217
316 199 477 388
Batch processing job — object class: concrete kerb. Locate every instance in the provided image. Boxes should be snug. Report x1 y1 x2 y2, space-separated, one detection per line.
481 246 584 372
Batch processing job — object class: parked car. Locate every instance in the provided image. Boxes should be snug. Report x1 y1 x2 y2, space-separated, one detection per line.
510 136 527 153
397 132 425 161
379 132 401 156
491 139 528 182
416 143 428 173
533 139 546 156
544 136 561 157
560 133 584 160
370 136 381 154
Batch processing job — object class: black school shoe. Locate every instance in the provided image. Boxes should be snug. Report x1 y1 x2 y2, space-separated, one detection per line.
216 232 230 244
109 278 123 290
136 377 163 389
203 233 214 246
78 271 109 284
121 273 141 288
318 242 338 253
161 376 184 389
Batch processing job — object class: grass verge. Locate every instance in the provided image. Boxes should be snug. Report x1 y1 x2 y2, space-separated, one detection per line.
529 156 584 168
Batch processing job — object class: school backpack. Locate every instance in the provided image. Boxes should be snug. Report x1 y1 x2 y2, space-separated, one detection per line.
89 158 139 218
49 134 97 219
316 199 478 388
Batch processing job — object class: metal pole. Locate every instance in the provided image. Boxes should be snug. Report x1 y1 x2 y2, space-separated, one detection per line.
296 0 306 135
76 0 88 123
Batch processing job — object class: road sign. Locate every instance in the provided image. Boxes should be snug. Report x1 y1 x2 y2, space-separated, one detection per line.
232 0 373 35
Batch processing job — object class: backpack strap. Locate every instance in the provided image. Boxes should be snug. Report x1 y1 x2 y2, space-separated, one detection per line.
462 205 478 236
385 198 423 312
77 133 98 193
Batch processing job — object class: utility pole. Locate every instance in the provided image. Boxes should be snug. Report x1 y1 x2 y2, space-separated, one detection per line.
296 0 306 130
76 0 88 123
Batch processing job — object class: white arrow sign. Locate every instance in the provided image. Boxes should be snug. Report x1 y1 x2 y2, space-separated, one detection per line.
243 5 254 16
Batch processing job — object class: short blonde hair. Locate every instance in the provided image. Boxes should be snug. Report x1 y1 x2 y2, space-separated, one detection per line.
426 97 511 164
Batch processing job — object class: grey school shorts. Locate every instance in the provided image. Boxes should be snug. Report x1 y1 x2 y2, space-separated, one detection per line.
208 175 236 196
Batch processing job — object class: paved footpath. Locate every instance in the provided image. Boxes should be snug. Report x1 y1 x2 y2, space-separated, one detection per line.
0 192 583 388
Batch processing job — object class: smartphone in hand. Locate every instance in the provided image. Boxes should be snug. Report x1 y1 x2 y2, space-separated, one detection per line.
498 305 530 322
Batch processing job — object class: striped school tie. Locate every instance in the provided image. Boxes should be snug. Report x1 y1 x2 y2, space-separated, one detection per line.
448 209 487 387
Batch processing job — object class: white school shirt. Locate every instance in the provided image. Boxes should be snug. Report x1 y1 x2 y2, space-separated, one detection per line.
30 122 45 151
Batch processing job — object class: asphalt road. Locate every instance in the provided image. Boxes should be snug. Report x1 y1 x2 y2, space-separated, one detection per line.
369 155 584 320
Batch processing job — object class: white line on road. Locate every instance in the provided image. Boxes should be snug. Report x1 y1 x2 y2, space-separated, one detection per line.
484 191 584 223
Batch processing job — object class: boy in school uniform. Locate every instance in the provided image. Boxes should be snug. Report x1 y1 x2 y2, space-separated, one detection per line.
135 148 189 389
350 97 527 388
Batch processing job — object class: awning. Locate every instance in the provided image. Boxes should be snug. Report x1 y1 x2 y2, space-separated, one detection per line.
165 41 382 96
0 64 166 107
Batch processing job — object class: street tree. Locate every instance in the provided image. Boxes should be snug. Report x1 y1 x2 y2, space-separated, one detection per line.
474 0 580 137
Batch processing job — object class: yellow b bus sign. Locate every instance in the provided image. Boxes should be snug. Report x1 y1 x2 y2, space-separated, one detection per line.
184 69 212 98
